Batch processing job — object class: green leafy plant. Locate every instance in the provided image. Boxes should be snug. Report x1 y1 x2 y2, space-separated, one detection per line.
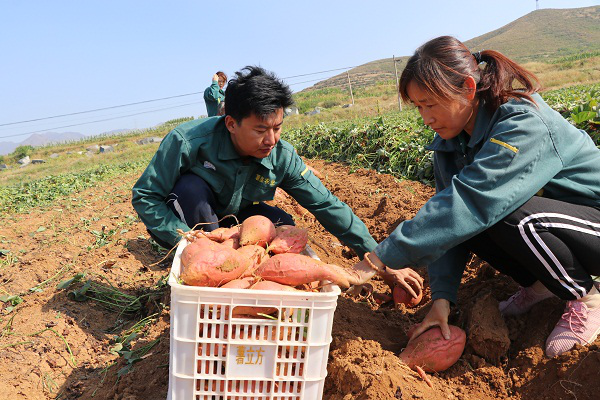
12 145 34 161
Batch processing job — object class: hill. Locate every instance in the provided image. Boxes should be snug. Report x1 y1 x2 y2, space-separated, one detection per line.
305 6 600 91
0 131 86 156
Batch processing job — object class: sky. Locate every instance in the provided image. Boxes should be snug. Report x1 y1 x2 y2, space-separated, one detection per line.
1 0 599 143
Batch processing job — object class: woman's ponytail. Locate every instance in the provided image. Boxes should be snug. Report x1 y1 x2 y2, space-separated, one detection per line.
477 50 541 111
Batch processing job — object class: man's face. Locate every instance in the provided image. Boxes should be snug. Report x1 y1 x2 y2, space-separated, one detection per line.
226 108 284 159
218 77 226 89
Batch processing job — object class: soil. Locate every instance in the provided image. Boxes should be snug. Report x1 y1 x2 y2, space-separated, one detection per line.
1 159 599 400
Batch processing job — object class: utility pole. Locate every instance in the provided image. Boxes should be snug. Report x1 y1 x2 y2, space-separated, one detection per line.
393 55 403 112
346 71 354 106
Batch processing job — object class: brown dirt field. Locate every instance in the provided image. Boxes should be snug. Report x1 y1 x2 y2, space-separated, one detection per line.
1 159 599 400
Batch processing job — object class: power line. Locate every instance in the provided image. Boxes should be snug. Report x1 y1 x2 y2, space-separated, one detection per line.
0 101 202 140
0 98 206 132
282 66 357 80
1 58 402 135
0 91 204 127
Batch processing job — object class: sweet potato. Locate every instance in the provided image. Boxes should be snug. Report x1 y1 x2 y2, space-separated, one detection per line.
232 280 299 317
393 283 423 308
221 237 240 249
399 325 466 372
255 253 353 288
250 280 300 292
239 215 276 248
200 226 240 242
220 277 256 289
237 245 269 277
180 237 252 287
269 225 308 254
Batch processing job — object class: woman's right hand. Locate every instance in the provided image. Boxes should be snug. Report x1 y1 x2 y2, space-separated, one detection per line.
409 299 451 342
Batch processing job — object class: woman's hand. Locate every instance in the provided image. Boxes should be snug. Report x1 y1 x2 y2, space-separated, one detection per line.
345 252 423 299
345 257 378 287
409 299 451 342
379 266 424 299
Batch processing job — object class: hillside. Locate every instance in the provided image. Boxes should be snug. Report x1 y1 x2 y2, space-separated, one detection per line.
306 5 600 91
0 132 86 156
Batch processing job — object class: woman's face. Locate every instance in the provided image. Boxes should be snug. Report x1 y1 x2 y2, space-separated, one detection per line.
407 80 477 139
217 77 226 89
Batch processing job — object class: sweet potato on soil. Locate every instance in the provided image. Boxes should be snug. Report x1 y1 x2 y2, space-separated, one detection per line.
180 238 252 287
239 216 276 248
255 253 353 288
393 283 423 308
400 325 466 372
269 225 308 254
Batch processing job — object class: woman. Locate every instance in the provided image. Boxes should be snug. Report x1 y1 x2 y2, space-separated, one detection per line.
204 71 227 117
349 36 600 357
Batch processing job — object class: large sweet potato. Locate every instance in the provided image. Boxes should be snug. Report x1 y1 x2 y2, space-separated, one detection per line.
180 238 252 287
239 216 276 248
400 325 466 372
255 253 353 288
269 225 308 254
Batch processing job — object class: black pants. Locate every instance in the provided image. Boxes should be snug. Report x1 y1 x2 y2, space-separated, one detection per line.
465 196 600 300
149 173 294 248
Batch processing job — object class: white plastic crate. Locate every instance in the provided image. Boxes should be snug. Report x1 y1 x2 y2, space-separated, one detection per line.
167 240 341 400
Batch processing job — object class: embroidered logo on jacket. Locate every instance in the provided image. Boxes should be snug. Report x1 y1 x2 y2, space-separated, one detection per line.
255 174 276 186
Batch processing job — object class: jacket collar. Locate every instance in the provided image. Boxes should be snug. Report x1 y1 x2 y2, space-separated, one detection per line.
468 100 491 148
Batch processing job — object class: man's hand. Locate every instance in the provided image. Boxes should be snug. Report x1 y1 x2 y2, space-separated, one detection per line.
212 73 219 81
409 299 451 342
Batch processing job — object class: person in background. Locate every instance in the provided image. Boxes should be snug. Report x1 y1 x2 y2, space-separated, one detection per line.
132 65 424 298
204 71 227 117
346 35 600 358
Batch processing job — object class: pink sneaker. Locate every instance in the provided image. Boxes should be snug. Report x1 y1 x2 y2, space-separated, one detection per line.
499 286 554 316
545 300 600 357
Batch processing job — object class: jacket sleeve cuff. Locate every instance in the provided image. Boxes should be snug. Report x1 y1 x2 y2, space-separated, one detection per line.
430 290 457 306
374 237 410 269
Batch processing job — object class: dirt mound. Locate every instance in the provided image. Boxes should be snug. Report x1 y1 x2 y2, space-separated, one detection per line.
467 293 510 364
1 159 599 399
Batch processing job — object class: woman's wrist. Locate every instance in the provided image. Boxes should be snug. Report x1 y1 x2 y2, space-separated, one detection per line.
363 252 386 274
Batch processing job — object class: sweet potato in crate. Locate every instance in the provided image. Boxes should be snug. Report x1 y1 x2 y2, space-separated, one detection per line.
167 240 340 400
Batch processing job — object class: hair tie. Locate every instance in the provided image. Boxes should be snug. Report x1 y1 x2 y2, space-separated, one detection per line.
472 51 483 64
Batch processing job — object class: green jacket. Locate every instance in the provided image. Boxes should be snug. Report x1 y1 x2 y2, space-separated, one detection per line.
131 116 378 256
203 80 225 117
374 94 600 304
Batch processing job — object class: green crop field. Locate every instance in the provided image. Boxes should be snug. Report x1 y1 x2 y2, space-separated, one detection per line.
1 83 598 217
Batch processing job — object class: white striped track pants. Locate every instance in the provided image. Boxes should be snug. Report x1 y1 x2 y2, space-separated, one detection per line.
465 196 600 300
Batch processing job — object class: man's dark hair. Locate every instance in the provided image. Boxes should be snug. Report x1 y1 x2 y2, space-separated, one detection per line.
224 66 294 123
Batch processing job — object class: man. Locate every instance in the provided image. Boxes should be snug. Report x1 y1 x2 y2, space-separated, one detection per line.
204 71 227 117
132 66 377 259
